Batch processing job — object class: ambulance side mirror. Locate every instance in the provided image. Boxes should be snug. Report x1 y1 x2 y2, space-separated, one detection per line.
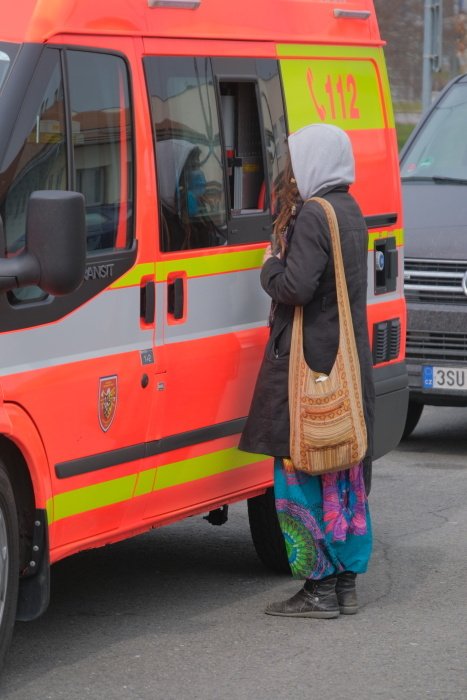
0 190 86 295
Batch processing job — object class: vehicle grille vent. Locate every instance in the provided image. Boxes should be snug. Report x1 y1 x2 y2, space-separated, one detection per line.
372 318 401 364
406 330 467 362
404 258 467 304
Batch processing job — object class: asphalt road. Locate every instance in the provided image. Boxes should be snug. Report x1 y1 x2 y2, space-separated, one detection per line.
1 406 466 700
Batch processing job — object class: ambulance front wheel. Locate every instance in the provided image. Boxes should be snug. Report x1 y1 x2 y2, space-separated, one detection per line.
0 460 20 670
247 487 290 574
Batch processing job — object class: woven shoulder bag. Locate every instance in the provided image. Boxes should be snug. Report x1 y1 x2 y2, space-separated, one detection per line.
288 197 367 475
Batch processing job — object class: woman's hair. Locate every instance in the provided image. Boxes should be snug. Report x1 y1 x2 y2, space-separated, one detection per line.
272 154 300 256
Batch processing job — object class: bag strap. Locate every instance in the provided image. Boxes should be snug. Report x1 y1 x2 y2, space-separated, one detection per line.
305 196 354 344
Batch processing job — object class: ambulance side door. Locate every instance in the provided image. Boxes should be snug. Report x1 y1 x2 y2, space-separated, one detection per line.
142 51 287 515
0 42 152 547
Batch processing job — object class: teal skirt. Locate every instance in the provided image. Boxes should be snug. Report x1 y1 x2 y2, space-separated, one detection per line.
274 457 372 580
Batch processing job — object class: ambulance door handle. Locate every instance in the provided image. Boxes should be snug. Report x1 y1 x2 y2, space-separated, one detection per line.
333 9 370 19
167 277 184 320
140 280 155 324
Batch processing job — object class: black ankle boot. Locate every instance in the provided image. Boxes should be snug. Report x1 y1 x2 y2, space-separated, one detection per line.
335 572 358 615
265 577 339 618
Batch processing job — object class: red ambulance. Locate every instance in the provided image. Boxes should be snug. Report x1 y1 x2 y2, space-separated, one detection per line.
0 0 407 665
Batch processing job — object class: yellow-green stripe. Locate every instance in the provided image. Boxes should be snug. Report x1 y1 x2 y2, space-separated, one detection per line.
46 499 54 527
51 474 137 523
106 232 401 292
154 248 264 282
278 45 386 60
278 44 394 131
134 468 156 497
48 449 269 524
154 448 266 490
111 262 155 289
368 228 404 250
110 249 264 288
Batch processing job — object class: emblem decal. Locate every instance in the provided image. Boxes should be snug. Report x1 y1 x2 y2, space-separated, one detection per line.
98 376 118 432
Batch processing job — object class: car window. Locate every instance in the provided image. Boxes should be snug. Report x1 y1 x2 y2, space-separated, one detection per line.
401 82 467 180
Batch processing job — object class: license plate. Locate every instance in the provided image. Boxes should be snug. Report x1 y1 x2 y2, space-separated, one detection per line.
422 366 467 391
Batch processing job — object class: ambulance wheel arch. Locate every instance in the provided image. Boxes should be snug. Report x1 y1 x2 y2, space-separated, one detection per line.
0 405 55 640
0 435 37 556
0 428 51 671
0 456 20 671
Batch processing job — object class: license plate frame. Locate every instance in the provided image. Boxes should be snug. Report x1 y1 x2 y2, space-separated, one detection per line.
422 365 467 391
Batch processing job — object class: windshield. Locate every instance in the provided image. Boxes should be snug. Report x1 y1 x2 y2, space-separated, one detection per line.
401 81 467 181
0 42 19 92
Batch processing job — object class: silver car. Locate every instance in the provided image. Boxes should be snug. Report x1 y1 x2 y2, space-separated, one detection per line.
400 75 467 437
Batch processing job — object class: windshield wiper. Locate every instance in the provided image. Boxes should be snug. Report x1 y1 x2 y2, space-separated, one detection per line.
432 175 467 185
402 174 467 185
401 175 434 182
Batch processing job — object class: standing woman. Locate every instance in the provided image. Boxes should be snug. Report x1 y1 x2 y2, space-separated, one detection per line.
239 124 375 618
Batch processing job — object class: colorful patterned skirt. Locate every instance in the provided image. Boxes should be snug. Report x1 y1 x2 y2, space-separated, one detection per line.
274 457 372 580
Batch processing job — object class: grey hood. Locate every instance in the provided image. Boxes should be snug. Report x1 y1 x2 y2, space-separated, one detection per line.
288 124 355 201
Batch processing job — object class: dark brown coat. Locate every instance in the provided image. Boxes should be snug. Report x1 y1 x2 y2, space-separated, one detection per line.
239 186 375 489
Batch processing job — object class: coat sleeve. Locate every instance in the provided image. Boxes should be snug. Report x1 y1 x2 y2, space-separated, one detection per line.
260 202 330 306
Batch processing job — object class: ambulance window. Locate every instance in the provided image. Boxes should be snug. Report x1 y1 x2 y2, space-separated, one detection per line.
0 49 66 303
219 82 266 215
212 57 282 244
255 59 288 214
66 50 134 251
144 56 228 252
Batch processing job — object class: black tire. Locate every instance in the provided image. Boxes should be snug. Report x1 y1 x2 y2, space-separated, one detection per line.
402 400 424 439
247 487 290 574
0 460 20 671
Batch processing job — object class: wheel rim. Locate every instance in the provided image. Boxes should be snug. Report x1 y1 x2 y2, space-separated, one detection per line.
0 507 9 625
